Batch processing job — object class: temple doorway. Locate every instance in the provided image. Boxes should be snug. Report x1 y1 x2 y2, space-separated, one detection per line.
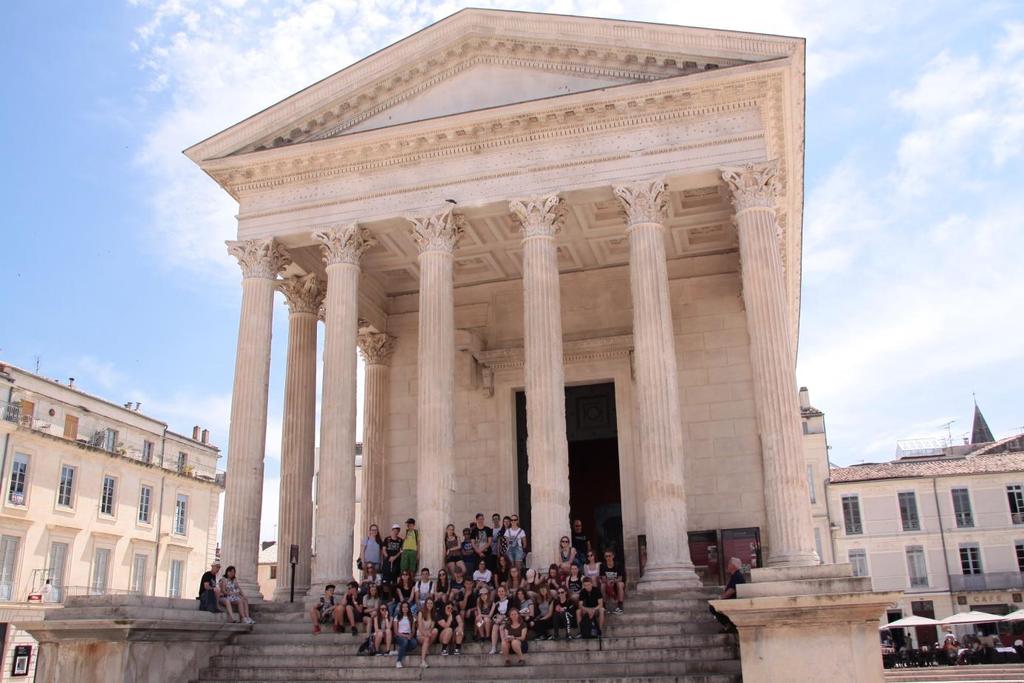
515 382 623 560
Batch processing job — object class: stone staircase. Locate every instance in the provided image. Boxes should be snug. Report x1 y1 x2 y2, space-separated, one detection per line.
884 664 1024 682
192 590 741 683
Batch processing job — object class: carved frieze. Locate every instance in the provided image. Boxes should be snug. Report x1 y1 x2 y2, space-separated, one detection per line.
408 205 464 255
614 179 667 227
312 224 377 266
509 194 563 239
226 238 291 279
277 272 325 315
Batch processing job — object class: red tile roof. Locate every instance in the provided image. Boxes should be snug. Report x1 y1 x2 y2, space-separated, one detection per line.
831 436 1024 483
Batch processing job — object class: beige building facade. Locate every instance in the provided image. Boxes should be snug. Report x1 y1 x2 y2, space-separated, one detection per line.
829 433 1024 643
188 9 821 598
0 362 223 680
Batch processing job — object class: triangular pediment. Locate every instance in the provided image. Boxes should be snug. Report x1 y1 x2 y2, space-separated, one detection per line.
186 9 802 163
341 62 634 136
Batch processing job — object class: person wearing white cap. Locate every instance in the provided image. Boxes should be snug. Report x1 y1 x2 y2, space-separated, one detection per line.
382 524 403 584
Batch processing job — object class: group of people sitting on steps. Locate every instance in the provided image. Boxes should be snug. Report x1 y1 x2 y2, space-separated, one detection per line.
309 513 628 668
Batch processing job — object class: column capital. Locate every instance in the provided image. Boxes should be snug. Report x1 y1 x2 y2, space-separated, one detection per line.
613 179 667 227
357 330 397 366
226 238 291 279
277 272 325 315
408 205 464 255
510 194 563 240
721 161 780 213
312 224 376 266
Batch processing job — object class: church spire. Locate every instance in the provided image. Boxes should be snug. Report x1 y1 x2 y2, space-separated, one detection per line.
971 396 995 445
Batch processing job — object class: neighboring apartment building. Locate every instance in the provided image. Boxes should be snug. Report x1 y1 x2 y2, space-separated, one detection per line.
829 406 1024 646
801 387 835 564
0 362 224 681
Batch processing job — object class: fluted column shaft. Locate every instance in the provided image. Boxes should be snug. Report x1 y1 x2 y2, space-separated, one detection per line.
310 225 374 589
274 274 322 599
723 162 817 567
615 181 700 591
410 207 463 576
512 195 570 570
358 331 396 532
223 239 290 597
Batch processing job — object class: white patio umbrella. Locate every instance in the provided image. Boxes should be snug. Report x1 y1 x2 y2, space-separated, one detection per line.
1001 609 1024 621
939 611 1005 625
880 615 940 630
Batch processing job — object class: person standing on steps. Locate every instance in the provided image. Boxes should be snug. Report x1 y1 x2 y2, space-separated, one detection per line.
710 557 745 634
471 513 494 572
506 514 527 571
358 523 382 578
392 601 417 668
382 524 403 585
400 518 419 575
571 519 591 569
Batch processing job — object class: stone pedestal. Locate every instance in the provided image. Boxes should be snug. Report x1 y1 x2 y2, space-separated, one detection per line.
722 162 818 567
19 596 248 683
615 180 700 591
310 225 374 591
710 564 900 683
273 273 323 600
409 206 463 575
357 330 396 531
511 194 571 570
222 238 290 597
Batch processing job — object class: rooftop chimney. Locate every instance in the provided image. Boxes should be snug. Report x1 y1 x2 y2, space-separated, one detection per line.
68 377 75 388
192 425 201 440
201 428 209 444
134 402 141 412
799 386 810 410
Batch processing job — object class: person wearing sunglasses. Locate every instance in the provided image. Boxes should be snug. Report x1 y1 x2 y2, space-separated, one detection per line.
558 536 576 576
505 514 527 571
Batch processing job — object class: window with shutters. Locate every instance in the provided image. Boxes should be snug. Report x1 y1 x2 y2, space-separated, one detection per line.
57 465 75 508
100 476 116 516
899 491 920 531
906 546 928 587
951 488 974 528
842 495 863 535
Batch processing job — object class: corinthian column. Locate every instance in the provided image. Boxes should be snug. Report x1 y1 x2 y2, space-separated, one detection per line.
510 194 570 570
614 180 700 591
273 273 323 600
223 238 290 597
310 224 375 590
357 330 396 534
722 162 817 567
408 206 463 576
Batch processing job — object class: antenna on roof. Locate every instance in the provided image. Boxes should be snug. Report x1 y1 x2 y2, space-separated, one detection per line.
939 420 955 447
34 355 40 374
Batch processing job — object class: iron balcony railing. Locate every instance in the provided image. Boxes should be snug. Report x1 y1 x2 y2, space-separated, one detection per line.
0 401 20 424
949 571 1024 592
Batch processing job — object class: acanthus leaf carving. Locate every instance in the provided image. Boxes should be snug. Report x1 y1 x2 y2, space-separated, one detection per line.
613 179 667 227
226 238 291 280
509 193 563 240
721 161 779 214
312 224 376 266
357 330 397 366
277 272 325 315
408 205 464 255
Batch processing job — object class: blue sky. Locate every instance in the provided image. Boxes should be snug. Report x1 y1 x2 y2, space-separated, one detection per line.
2 1 1022 541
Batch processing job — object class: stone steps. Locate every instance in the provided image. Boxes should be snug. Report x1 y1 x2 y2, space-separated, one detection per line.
197 659 741 681
210 644 738 668
220 632 735 655
884 664 1024 681
197 597 740 683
